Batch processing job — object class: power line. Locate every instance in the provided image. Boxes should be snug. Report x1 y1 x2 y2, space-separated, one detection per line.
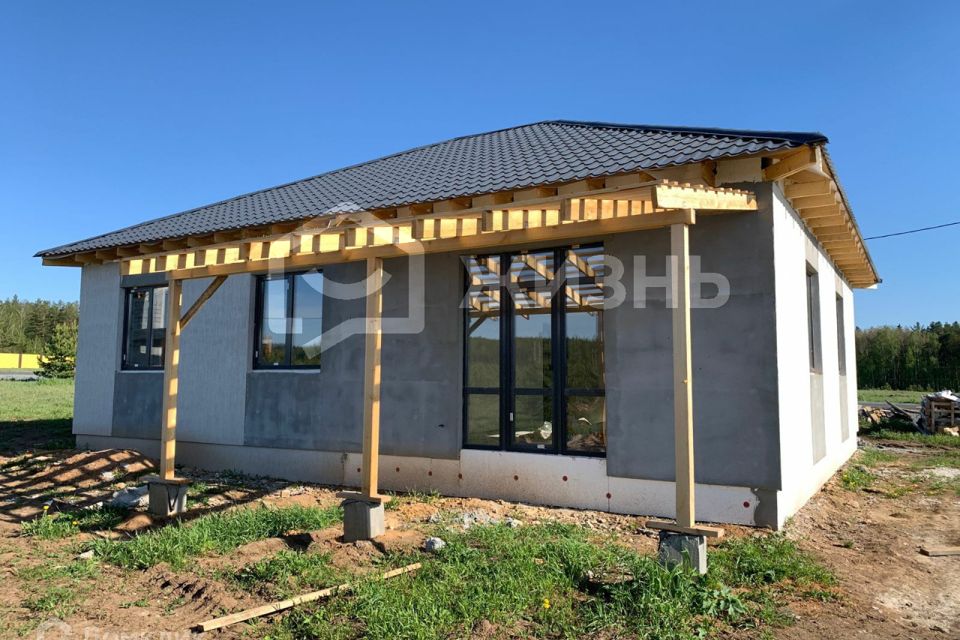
864 220 960 240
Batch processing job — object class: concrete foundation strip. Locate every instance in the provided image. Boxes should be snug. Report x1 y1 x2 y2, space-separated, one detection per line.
192 562 422 632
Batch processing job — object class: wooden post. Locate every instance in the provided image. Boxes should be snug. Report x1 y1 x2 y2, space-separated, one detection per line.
360 257 384 499
671 221 695 528
160 277 183 480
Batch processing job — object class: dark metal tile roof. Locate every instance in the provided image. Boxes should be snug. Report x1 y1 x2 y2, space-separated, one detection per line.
37 120 826 257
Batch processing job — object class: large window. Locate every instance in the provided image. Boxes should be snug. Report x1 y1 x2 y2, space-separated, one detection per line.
463 245 606 456
122 285 168 370
254 271 324 369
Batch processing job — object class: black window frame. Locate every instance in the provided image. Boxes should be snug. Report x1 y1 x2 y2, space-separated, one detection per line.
253 270 325 370
462 244 606 458
121 284 168 371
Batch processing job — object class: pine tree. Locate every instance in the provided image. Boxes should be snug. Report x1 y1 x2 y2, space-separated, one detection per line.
37 321 77 379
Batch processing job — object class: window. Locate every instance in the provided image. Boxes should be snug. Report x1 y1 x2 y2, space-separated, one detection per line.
122 285 168 370
254 271 324 369
805 265 822 373
836 294 846 375
463 245 606 456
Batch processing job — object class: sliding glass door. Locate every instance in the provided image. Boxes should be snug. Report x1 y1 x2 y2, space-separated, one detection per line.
463 245 606 456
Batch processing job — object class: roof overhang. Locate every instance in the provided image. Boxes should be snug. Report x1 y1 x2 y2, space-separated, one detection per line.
40 142 879 288
106 179 757 280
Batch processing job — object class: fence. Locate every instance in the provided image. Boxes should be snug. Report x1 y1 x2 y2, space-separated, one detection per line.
0 353 42 369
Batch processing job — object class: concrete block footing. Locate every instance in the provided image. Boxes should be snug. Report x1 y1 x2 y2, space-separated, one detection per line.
342 499 385 542
148 480 189 517
657 531 707 574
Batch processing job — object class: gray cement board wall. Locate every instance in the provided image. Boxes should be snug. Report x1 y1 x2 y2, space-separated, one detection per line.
74 263 123 436
244 262 366 451
379 252 463 459
242 254 463 459
78 196 785 489
605 183 782 489
177 276 252 445
112 371 162 438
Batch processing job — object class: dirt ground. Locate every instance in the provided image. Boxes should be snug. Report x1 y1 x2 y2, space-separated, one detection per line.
0 440 957 639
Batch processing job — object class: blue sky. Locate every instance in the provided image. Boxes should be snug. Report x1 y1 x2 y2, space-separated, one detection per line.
1 1 957 328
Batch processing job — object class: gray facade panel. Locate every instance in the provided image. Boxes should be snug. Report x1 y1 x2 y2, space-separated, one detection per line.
380 253 463 459
243 262 366 451
74 263 123 436
112 372 163 439
177 276 253 445
605 184 782 489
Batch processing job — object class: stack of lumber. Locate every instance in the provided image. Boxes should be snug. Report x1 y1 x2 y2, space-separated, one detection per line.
918 391 960 436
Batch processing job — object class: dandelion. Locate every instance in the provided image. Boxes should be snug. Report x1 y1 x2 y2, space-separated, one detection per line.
542 598 551 609
72 521 79 526
42 505 50 511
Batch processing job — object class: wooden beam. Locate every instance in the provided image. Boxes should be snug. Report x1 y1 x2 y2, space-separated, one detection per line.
116 246 142 258
162 238 189 251
179 276 227 329
762 145 821 181
799 204 843 220
193 563 422 632
42 256 81 267
166 209 698 280
792 193 838 209
653 182 757 211
645 520 724 538
360 257 384 500
784 180 833 199
160 277 183 480
671 220 695 529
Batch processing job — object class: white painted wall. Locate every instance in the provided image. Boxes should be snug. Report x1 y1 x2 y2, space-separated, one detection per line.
772 186 858 525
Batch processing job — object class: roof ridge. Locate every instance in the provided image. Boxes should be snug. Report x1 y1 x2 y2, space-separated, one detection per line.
545 119 828 144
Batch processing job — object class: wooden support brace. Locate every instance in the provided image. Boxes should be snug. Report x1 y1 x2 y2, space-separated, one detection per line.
160 277 183 480
671 220 695 529
361 257 384 500
179 276 227 329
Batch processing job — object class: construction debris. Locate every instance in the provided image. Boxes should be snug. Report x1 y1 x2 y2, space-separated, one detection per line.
919 546 960 557
423 537 446 553
918 391 960 435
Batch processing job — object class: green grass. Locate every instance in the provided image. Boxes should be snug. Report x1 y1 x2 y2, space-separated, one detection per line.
840 466 875 491
268 524 835 640
858 448 899 467
21 506 128 539
93 504 342 569
17 558 100 620
0 378 74 452
0 378 74 421
231 550 343 598
857 388 929 403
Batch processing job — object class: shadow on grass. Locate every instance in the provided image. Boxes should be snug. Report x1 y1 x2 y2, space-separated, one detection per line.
0 418 74 456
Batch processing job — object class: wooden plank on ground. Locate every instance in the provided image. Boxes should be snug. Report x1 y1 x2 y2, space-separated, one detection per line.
193 563 422 632
920 546 960 557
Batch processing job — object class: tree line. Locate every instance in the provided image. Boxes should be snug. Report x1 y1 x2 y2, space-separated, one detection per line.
856 322 960 391
0 296 79 355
